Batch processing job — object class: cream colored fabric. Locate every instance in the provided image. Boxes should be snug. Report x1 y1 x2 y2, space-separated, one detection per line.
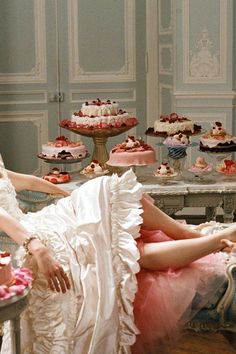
1 169 143 354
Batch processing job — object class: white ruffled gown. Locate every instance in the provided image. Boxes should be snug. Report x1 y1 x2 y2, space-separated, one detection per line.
0 166 143 354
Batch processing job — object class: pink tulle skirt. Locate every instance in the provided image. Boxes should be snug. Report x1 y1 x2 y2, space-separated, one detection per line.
132 228 227 354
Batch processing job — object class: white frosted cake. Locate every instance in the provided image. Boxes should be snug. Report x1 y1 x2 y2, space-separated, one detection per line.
60 98 138 129
154 113 195 135
107 136 156 167
41 136 87 159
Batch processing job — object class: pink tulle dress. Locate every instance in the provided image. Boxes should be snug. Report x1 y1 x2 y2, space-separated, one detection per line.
132 226 227 354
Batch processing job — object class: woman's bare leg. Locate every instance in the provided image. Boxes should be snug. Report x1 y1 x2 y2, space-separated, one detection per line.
141 195 201 240
139 224 236 271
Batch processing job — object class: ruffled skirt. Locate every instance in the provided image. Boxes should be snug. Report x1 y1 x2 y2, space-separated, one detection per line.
132 228 227 354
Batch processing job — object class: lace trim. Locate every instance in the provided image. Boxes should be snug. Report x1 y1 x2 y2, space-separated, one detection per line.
109 170 143 353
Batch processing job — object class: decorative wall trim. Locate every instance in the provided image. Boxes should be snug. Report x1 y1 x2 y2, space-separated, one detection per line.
0 91 47 105
0 111 48 175
146 0 159 129
159 83 173 114
183 0 227 83
0 0 47 84
159 0 173 34
174 91 236 100
159 44 173 75
68 0 136 83
70 88 136 104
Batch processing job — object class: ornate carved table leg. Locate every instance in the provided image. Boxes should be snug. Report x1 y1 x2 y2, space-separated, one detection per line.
206 207 217 222
223 194 235 223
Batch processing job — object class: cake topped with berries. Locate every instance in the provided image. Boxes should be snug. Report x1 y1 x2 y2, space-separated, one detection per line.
217 160 236 175
60 98 138 130
146 113 201 136
154 162 177 178
163 133 190 146
0 251 33 301
106 136 157 167
80 160 109 177
40 136 88 160
189 156 212 174
43 168 71 184
200 122 236 152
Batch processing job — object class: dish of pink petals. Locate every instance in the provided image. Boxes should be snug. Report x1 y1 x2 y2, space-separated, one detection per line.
0 267 33 303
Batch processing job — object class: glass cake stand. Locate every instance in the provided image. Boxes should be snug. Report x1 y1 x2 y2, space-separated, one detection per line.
60 123 138 173
37 153 90 181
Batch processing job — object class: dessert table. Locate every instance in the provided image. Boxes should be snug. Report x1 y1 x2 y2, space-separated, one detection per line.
0 288 30 354
60 173 236 223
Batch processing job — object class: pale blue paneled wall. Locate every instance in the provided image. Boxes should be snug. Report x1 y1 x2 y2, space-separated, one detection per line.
158 0 235 166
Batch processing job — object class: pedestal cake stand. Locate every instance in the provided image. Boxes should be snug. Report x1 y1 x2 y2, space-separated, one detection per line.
60 123 138 172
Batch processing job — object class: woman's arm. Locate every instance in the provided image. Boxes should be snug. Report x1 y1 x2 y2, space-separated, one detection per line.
6 170 70 197
0 206 70 293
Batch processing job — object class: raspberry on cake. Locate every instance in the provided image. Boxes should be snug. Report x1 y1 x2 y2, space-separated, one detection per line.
43 168 71 184
106 136 157 167
200 122 236 152
146 113 201 136
60 98 138 130
80 160 109 177
41 136 88 160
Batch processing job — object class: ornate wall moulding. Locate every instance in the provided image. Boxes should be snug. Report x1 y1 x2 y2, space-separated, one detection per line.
0 111 48 175
158 0 173 34
68 0 135 83
0 91 47 105
0 0 46 84
183 0 227 84
69 88 136 104
159 45 173 75
159 84 173 115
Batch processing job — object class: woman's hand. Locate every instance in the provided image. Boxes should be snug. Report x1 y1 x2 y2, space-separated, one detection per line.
29 240 71 293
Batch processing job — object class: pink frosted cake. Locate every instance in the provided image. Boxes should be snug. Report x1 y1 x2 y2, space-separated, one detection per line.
200 122 236 152
41 136 87 159
106 136 157 167
60 98 138 129
0 251 14 286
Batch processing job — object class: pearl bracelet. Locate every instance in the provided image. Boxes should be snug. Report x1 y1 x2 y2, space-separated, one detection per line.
23 236 38 255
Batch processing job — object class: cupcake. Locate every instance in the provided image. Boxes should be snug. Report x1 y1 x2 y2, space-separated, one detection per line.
164 133 190 160
154 162 177 178
81 160 109 177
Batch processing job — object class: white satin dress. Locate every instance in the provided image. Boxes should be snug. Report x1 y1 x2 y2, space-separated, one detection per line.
0 164 143 354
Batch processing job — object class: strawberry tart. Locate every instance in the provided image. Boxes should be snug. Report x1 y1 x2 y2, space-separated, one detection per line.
146 113 201 136
40 136 88 160
106 136 157 167
80 160 109 177
60 98 138 130
200 122 236 152
0 251 32 301
217 160 236 175
43 168 71 184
